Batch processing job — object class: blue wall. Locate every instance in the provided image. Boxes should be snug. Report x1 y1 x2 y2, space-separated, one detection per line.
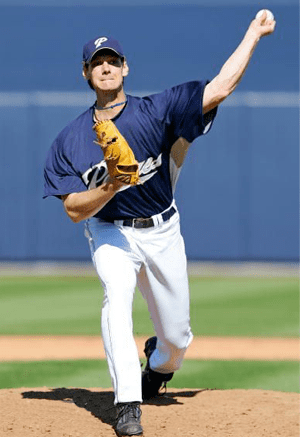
0 3 298 261
0 5 298 93
177 104 299 261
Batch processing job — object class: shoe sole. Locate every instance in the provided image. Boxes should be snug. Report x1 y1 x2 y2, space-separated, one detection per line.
115 429 143 437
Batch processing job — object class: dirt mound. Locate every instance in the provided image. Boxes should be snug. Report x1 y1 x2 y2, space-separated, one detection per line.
1 387 298 436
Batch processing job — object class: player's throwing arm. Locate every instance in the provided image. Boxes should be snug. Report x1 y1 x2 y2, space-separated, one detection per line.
203 9 276 114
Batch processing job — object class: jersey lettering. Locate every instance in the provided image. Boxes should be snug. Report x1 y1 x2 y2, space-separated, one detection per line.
82 162 108 189
139 153 162 176
82 153 163 190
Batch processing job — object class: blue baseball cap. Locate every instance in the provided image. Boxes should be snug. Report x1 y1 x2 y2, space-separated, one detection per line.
83 36 124 64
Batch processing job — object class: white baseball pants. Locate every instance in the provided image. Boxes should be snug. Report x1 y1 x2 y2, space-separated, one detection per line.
85 207 193 404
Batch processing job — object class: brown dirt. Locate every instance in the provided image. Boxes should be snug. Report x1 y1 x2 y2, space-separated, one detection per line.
1 387 299 436
1 336 299 436
0 335 299 361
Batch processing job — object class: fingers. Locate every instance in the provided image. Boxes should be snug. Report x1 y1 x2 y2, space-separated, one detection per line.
250 13 276 38
255 9 275 24
262 19 276 35
255 9 276 33
256 10 268 25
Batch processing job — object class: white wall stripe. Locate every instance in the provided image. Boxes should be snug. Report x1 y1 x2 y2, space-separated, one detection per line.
223 92 299 108
0 91 298 108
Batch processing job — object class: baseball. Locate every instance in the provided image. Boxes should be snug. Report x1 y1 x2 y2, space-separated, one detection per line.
255 9 274 21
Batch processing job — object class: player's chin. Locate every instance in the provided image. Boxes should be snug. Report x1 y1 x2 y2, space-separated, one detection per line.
98 80 120 90
97 83 123 94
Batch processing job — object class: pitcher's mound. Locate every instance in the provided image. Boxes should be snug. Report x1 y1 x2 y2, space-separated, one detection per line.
1 387 299 436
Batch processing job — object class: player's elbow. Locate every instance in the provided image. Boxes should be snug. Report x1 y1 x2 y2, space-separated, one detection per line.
61 194 85 223
69 212 83 223
62 200 83 223
65 208 83 223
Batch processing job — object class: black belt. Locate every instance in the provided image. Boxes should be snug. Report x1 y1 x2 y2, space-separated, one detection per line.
113 206 176 229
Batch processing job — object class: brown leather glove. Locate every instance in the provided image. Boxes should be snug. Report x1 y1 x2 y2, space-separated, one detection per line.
93 120 139 185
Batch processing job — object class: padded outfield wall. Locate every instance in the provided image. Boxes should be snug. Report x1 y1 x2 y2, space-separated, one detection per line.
0 0 298 261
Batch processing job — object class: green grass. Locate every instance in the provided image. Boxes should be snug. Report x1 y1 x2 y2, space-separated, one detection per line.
0 277 102 335
172 359 300 393
0 276 298 336
0 359 111 390
0 359 298 393
188 276 299 337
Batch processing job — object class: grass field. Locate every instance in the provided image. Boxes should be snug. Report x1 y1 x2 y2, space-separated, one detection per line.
0 275 298 392
1 359 298 393
0 276 298 336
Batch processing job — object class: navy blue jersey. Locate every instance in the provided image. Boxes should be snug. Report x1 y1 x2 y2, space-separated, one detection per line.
44 81 217 220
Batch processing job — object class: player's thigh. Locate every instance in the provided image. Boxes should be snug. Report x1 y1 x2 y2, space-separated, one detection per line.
140 212 189 302
137 219 191 347
85 218 138 305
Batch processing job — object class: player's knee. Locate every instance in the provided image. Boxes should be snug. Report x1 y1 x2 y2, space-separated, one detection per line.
163 336 193 372
165 327 193 351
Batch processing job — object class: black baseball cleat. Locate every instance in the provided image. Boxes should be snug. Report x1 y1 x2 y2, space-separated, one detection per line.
115 402 143 436
142 336 174 400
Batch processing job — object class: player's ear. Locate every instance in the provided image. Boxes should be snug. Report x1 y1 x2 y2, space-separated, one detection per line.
82 63 90 80
122 58 129 77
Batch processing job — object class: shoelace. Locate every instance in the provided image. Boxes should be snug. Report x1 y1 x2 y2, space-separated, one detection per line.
117 403 141 421
159 381 168 395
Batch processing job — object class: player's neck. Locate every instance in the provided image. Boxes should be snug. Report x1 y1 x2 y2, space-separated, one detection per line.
94 89 126 120
94 89 127 121
96 87 126 108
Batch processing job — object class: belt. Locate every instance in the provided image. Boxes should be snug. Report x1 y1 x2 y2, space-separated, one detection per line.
113 206 176 229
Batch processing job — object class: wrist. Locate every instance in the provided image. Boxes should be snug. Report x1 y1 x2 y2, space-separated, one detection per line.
244 28 261 45
105 177 126 193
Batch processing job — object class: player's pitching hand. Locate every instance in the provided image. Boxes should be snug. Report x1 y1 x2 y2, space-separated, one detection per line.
248 9 276 39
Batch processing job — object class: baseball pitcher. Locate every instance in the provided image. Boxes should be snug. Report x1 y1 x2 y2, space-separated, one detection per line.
44 11 275 436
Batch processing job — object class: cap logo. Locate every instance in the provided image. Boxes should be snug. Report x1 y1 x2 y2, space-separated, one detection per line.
94 37 108 49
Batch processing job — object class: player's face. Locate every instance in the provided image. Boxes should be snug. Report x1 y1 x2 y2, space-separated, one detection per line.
85 51 129 92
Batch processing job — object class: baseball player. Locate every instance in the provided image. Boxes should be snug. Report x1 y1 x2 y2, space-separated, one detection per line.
44 12 275 436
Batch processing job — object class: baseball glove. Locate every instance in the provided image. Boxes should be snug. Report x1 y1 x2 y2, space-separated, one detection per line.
93 120 140 185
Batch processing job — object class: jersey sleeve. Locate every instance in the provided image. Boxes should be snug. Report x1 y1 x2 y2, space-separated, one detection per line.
168 81 217 142
43 130 87 199
142 81 217 144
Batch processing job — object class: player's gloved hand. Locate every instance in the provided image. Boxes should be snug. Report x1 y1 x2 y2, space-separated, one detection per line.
93 119 140 186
